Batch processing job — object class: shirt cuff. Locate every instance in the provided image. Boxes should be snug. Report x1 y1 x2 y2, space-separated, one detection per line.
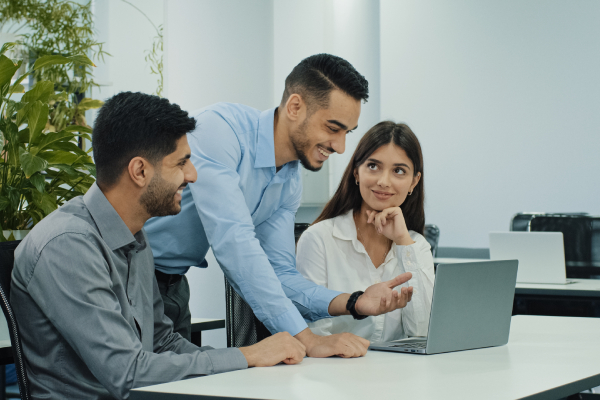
397 243 421 272
266 307 310 336
204 348 248 374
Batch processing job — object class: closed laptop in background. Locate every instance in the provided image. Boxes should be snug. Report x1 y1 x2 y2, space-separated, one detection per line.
369 260 518 355
490 232 569 284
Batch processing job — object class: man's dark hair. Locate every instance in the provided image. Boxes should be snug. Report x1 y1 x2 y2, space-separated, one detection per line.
281 53 369 112
92 92 196 187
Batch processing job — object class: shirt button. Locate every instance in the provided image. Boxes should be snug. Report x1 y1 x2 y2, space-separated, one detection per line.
128 299 133 306
375 279 381 283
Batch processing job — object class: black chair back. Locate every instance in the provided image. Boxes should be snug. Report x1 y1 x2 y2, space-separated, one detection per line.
0 240 30 400
423 224 440 257
510 213 600 279
224 277 272 348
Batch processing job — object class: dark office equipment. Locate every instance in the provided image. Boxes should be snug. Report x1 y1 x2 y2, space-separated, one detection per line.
224 277 272 348
423 224 440 257
294 223 310 244
0 241 30 400
509 213 600 319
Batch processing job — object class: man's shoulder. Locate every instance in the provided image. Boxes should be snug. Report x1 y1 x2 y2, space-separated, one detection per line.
15 196 101 267
192 102 262 135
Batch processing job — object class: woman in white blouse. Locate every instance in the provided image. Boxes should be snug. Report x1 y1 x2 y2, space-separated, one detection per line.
296 121 435 342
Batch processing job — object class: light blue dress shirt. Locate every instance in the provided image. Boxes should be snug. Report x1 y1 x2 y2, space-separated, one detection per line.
145 103 341 336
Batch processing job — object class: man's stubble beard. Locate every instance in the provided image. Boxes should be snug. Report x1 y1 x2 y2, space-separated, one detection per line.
290 118 323 172
140 172 182 217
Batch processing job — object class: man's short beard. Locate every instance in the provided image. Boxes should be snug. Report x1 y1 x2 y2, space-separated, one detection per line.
290 118 322 172
140 172 181 217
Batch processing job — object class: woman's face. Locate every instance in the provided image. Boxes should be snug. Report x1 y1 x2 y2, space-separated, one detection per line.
354 142 421 211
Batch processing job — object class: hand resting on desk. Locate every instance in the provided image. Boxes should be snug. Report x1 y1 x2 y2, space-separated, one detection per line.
239 332 306 367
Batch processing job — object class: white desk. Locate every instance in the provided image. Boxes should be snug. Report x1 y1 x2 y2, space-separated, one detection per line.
131 315 600 400
515 279 600 298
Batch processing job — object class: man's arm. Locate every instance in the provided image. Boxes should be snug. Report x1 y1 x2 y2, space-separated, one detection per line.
24 233 248 399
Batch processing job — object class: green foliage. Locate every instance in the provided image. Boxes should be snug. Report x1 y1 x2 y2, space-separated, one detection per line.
145 25 163 97
0 44 96 237
0 0 107 132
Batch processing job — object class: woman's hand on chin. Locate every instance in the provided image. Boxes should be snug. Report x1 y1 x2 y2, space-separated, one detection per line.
366 207 415 246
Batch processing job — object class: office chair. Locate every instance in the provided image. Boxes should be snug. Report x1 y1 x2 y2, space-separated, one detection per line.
510 213 599 279
423 224 440 257
0 241 30 400
224 277 272 348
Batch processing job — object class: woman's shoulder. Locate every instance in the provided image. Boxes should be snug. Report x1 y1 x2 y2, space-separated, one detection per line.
300 217 337 239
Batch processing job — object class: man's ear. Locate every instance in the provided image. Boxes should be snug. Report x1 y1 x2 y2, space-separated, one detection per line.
285 93 305 122
127 156 153 188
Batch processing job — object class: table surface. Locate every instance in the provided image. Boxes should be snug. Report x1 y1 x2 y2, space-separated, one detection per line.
130 315 600 400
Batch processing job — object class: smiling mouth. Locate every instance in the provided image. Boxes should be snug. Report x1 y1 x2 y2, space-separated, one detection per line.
372 190 394 199
318 146 332 157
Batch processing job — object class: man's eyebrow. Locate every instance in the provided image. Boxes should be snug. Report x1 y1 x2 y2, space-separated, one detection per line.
179 154 191 162
327 120 358 132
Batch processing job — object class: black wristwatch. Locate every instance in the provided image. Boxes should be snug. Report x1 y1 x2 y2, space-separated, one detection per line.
346 291 368 320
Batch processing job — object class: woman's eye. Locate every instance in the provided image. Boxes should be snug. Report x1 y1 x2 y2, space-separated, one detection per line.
367 163 377 170
395 168 405 175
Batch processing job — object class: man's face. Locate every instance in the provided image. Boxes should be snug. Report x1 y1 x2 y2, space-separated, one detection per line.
290 89 361 171
140 135 197 217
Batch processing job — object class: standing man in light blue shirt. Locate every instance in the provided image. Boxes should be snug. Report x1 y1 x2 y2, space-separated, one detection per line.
145 54 414 357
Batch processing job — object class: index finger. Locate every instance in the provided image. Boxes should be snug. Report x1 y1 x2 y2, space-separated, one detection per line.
386 272 412 288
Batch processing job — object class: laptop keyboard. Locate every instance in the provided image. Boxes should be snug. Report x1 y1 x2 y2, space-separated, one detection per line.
390 342 426 349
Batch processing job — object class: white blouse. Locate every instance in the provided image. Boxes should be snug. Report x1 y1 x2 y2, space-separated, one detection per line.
296 210 435 342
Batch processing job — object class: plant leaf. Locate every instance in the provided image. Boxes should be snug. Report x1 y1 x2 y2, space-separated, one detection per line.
29 173 46 193
0 42 16 56
31 191 57 215
19 149 49 178
37 150 88 165
76 98 104 111
18 128 30 144
0 54 19 89
27 101 49 145
22 81 55 104
0 196 10 211
33 54 95 71
31 130 72 154
49 91 68 102
64 125 93 134
10 83 25 94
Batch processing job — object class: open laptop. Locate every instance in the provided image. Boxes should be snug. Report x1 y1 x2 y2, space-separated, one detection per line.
489 232 571 284
369 260 518 355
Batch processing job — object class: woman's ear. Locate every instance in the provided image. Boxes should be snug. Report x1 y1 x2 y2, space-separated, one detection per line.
410 172 422 192
353 167 359 184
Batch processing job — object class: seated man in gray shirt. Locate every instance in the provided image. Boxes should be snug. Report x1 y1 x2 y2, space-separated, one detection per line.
11 92 305 400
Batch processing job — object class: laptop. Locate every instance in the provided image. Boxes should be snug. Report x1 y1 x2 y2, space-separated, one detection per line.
489 232 570 284
369 260 518 355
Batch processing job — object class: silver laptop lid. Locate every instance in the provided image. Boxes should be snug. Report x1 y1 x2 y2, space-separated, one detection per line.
489 232 566 284
425 260 518 354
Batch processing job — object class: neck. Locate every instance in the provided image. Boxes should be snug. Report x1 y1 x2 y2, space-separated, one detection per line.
273 107 298 168
354 203 392 245
101 184 149 236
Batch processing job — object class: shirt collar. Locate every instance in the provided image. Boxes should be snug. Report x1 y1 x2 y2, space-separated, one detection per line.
254 107 277 169
83 183 139 251
332 210 396 263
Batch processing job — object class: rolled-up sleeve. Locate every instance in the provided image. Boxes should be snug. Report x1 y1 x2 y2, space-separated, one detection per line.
25 233 247 399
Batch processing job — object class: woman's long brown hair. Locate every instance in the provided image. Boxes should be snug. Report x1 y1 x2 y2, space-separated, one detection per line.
313 121 425 235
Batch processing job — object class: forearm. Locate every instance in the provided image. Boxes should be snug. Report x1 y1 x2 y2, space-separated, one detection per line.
328 293 351 316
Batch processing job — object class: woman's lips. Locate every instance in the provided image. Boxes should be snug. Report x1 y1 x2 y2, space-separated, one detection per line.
372 190 394 200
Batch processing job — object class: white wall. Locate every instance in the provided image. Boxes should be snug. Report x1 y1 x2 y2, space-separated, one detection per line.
91 0 164 106
380 0 600 247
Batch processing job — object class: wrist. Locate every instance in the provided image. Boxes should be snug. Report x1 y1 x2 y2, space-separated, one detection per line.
346 291 368 320
394 233 415 246
294 327 318 349
239 346 256 368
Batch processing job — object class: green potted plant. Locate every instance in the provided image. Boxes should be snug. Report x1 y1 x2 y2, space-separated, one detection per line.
0 42 96 241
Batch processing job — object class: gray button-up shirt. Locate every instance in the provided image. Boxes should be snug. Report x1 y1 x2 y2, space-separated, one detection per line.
11 184 247 400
